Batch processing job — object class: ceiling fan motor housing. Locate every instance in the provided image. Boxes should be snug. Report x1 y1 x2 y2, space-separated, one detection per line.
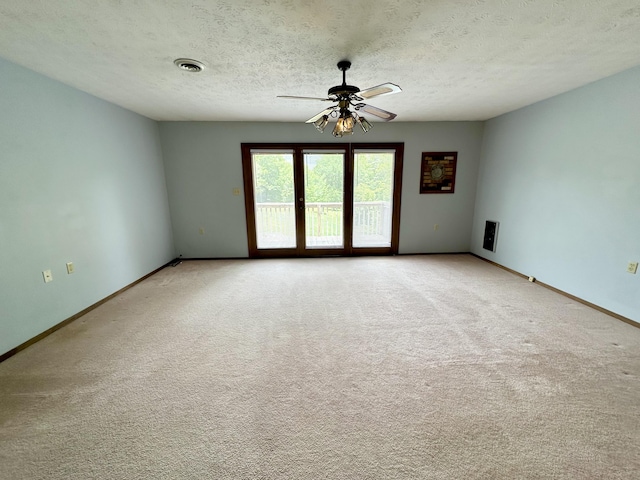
328 84 360 97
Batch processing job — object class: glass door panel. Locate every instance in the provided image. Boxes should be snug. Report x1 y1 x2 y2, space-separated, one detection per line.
242 143 403 258
251 152 296 249
303 152 345 249
352 151 395 248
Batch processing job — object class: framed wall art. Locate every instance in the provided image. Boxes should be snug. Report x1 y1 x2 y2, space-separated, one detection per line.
420 151 457 194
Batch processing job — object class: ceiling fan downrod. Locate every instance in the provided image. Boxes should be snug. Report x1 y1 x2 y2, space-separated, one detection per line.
338 60 350 83
328 60 360 98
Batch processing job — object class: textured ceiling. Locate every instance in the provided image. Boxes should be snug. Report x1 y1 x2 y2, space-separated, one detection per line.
1 0 640 122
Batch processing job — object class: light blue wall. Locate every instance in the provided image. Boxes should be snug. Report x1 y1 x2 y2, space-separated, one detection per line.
159 121 484 257
0 58 175 356
472 67 640 323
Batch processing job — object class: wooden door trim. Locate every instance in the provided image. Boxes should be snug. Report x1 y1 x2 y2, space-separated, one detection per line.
241 142 404 258
240 144 259 257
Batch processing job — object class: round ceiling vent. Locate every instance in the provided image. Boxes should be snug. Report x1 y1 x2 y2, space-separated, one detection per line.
174 58 205 72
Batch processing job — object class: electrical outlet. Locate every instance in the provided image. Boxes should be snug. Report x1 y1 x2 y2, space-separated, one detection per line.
627 262 638 274
528 276 536 283
199 227 205 235
42 270 53 283
232 188 241 196
434 224 439 231
66 262 74 274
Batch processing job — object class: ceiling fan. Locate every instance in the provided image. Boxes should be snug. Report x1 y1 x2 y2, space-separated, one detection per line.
278 60 402 137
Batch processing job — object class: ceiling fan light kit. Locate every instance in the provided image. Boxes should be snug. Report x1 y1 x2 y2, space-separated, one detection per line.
333 112 356 137
356 115 373 133
313 115 330 132
278 60 401 136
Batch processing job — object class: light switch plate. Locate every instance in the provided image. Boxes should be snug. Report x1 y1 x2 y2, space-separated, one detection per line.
66 262 75 274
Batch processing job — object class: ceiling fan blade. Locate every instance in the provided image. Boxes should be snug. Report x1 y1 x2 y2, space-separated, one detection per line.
277 95 333 101
355 103 397 121
356 83 402 100
305 107 337 124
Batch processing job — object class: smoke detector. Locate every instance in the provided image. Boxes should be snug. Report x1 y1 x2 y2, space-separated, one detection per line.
174 58 205 72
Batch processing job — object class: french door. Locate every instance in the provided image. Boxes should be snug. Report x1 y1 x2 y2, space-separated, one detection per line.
241 143 403 258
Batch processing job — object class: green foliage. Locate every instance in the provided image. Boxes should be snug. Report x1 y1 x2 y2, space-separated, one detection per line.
253 152 393 203
354 153 393 202
253 154 294 202
304 154 343 203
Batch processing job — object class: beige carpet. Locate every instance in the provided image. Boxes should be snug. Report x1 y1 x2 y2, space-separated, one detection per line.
1 254 639 479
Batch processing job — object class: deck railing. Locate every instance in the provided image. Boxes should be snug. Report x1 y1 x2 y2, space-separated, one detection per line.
255 201 391 240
